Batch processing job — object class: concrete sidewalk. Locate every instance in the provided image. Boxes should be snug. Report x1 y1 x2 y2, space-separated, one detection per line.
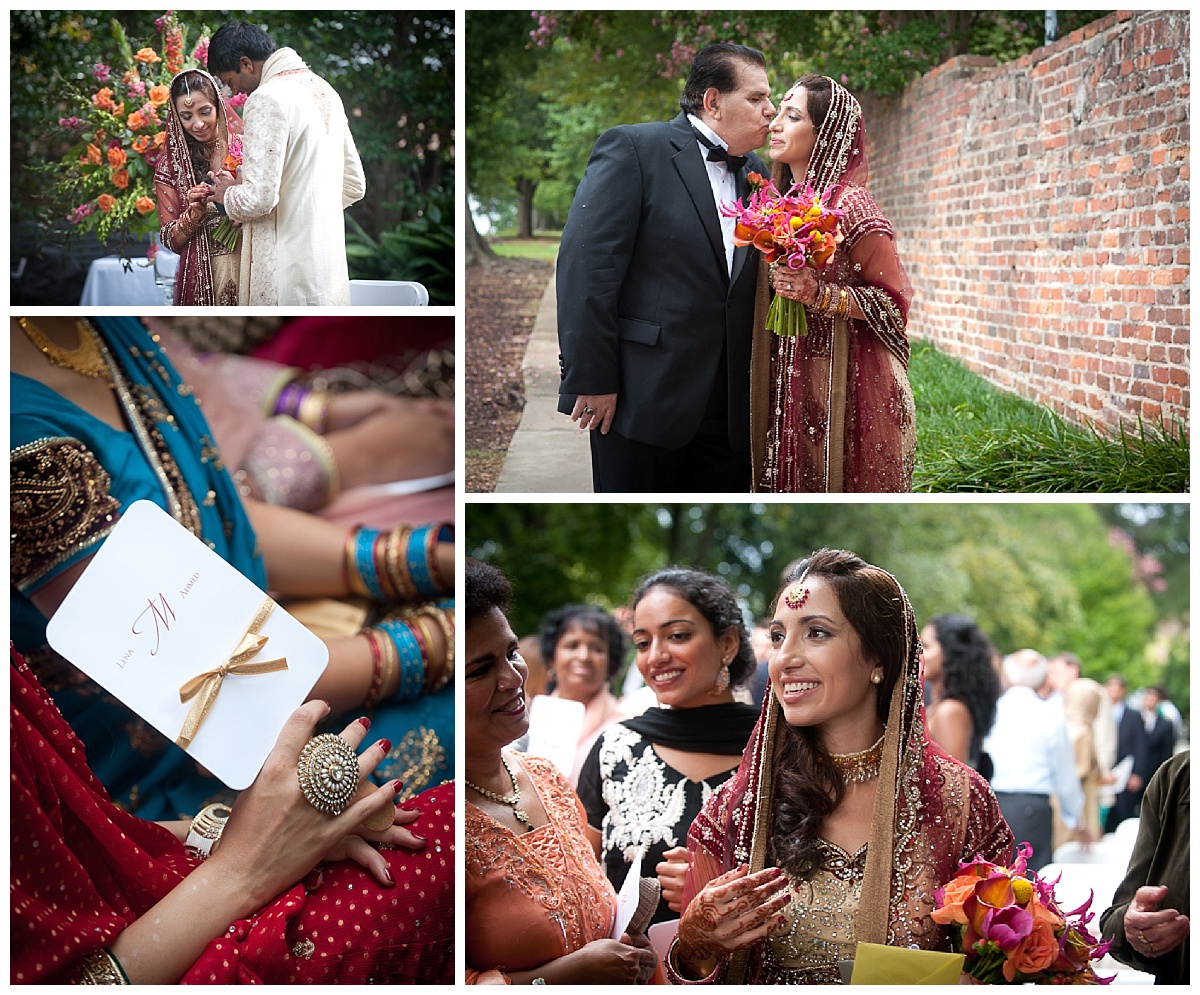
495 268 593 493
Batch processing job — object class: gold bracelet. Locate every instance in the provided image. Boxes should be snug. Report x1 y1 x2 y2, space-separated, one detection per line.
837 287 850 319
296 389 332 435
77 948 131 985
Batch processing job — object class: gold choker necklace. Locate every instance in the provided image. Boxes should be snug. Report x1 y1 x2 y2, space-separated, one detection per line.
831 732 884 783
465 755 532 830
18 317 110 380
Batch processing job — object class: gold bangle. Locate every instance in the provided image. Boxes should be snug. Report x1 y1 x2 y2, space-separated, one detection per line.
837 287 850 319
184 802 232 860
77 948 131 985
297 390 332 435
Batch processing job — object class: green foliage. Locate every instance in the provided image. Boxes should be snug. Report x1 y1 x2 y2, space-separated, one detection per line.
345 200 454 305
467 10 1113 219
467 502 1167 685
911 340 1189 493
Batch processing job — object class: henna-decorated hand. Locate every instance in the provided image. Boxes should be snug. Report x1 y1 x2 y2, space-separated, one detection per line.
674 864 791 979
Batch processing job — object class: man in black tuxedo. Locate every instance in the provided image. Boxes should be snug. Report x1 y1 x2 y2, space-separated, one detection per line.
1104 673 1150 832
1141 685 1176 780
556 43 774 492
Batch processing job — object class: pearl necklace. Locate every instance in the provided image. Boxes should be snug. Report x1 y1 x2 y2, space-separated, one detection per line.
831 732 884 783
465 755 532 830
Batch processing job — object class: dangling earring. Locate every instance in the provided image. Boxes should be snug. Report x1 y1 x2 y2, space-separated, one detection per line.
713 658 731 695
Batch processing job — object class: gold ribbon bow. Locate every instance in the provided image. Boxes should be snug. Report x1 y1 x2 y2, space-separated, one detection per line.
175 597 289 749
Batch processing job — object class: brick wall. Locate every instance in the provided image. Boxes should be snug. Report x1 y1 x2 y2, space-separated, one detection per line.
860 10 1189 434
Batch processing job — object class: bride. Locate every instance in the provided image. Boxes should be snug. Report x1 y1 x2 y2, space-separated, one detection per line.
154 68 245 306
751 75 916 492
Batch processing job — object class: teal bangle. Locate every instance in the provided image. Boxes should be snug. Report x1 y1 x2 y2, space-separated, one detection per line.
377 618 425 701
354 528 386 600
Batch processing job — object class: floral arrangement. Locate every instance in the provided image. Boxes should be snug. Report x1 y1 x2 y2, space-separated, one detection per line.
932 843 1113 984
43 11 224 262
720 172 843 337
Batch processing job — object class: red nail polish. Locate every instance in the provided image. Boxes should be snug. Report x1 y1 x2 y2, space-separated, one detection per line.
391 779 404 794
358 716 371 731
377 738 392 754
383 867 395 887
411 833 427 844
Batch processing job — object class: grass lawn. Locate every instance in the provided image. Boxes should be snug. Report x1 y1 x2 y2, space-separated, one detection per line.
490 232 562 261
911 340 1189 492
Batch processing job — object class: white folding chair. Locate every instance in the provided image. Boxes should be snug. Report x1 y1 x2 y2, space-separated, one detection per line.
348 279 429 305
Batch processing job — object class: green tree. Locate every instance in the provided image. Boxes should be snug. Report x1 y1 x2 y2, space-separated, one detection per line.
468 502 1162 686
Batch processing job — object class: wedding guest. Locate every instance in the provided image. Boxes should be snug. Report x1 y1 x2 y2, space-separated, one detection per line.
1055 677 1108 850
1100 751 1190 984
666 549 1013 983
984 650 1085 871
207 21 365 304
538 604 629 785
1104 673 1150 832
464 559 658 984
1141 686 1177 778
155 68 245 305
11 317 453 820
756 76 915 491
920 613 1002 778
577 569 760 925
11 647 453 983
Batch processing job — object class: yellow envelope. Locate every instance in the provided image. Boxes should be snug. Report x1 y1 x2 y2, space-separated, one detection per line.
849 942 965 984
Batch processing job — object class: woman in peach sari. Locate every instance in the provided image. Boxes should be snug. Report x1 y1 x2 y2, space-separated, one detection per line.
464 558 658 985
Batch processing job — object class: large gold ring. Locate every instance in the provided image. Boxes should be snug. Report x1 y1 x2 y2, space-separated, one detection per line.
297 733 360 815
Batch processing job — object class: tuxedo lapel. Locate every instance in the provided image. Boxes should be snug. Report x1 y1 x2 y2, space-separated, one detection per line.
728 164 755 291
669 115 728 282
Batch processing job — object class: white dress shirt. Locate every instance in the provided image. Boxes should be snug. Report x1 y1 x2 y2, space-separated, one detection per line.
983 685 1084 828
687 114 736 276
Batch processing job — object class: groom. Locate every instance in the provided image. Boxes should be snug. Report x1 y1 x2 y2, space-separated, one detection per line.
556 43 774 492
206 21 365 304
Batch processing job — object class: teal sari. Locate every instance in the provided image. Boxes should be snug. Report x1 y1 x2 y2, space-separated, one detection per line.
11 317 451 819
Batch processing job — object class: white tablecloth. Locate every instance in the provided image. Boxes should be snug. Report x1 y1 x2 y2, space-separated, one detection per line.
79 252 177 306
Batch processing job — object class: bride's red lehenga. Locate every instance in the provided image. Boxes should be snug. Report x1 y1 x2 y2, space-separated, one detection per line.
750 77 916 492
9 649 453 984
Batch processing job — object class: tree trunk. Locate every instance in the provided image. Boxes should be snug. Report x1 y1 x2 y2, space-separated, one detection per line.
465 204 496 268
516 178 537 238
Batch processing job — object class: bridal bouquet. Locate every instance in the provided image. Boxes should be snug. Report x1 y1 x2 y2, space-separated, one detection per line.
720 173 843 337
210 134 244 250
931 843 1113 984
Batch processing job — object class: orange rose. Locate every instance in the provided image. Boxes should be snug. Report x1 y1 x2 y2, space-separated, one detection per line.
106 146 127 169
152 131 166 149
97 194 116 213
1002 920 1059 982
134 47 162 64
131 135 150 154
126 110 146 132
85 143 103 165
134 196 156 216
148 84 170 107
112 168 130 190
92 87 115 110
931 874 978 926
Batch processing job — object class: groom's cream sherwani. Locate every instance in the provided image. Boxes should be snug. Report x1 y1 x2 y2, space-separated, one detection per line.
225 47 366 304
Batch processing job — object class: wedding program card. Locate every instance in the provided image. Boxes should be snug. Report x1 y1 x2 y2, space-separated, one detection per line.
46 499 329 789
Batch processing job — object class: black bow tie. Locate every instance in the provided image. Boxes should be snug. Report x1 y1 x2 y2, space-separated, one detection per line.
694 129 746 172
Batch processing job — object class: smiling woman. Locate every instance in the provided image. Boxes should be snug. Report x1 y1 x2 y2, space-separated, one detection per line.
666 549 1013 984
464 558 659 985
576 568 760 926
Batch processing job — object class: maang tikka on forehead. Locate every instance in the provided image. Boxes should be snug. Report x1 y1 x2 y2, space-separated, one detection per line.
783 584 810 611
183 75 194 107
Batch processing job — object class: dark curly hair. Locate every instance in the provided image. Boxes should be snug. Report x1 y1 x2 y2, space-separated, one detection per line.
466 558 511 624
768 549 907 878
629 568 755 687
538 604 627 689
206 20 276 74
930 613 1002 764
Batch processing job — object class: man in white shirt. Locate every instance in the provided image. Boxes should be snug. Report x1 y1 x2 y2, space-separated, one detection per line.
207 21 366 304
983 649 1086 871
